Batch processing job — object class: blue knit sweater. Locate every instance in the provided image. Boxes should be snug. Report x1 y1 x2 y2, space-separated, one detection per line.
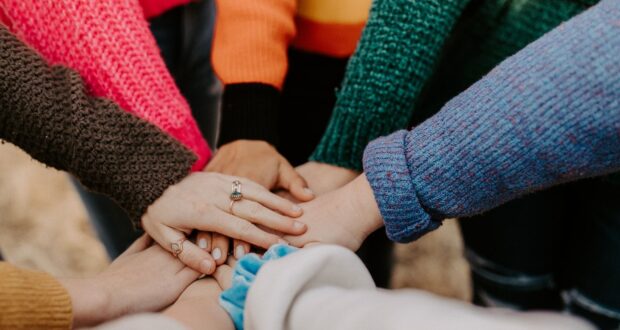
363 0 620 243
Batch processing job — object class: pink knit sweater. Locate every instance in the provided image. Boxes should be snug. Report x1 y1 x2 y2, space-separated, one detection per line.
0 0 209 171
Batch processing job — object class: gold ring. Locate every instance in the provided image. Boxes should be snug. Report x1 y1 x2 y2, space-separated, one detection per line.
230 180 243 201
229 199 237 214
171 238 186 258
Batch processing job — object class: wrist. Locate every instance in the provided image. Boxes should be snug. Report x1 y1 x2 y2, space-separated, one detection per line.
346 174 384 239
58 278 110 328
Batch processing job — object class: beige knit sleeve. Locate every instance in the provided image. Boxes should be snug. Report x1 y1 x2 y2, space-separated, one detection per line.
0 262 72 330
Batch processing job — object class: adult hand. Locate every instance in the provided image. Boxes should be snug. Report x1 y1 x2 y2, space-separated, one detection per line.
205 140 315 261
163 277 234 330
296 161 360 196
206 140 314 201
284 175 383 251
142 172 307 274
59 235 200 328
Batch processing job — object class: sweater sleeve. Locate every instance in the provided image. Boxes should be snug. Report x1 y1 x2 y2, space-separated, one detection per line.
212 0 296 146
310 0 471 170
0 24 195 226
0 0 210 170
362 0 620 243
0 262 72 330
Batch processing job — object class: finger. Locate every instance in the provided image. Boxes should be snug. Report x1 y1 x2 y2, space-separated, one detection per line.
191 208 287 250
232 199 306 235
211 233 229 265
196 231 213 252
232 240 250 259
278 161 314 202
176 266 202 284
213 264 234 290
159 226 216 275
239 179 303 217
119 234 152 256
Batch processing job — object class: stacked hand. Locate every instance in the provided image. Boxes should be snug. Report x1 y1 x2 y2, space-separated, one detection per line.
141 172 307 274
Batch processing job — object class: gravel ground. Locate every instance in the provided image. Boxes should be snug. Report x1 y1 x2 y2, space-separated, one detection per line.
0 142 470 300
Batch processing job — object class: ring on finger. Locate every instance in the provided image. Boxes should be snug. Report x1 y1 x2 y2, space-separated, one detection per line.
229 199 238 215
171 237 187 258
230 180 243 201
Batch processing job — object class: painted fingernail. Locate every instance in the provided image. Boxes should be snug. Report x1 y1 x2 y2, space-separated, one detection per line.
294 221 306 230
304 188 314 196
235 245 246 259
278 239 289 246
198 238 208 249
292 204 302 212
212 248 222 260
200 260 214 274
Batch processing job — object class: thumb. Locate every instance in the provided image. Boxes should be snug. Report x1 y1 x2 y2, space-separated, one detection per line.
278 161 314 202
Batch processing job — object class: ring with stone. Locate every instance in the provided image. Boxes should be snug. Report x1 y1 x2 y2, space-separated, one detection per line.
230 180 243 201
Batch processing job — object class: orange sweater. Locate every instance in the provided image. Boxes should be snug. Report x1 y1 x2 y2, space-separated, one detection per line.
213 0 371 89
0 263 72 330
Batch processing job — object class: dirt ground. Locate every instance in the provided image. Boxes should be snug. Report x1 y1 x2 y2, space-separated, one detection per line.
0 142 471 300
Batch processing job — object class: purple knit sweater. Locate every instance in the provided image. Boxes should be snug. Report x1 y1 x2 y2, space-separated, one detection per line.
363 0 620 243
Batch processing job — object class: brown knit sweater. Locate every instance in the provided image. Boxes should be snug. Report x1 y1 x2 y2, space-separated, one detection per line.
0 24 196 225
0 23 199 328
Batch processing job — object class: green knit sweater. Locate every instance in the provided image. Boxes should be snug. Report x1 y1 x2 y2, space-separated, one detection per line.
310 0 599 171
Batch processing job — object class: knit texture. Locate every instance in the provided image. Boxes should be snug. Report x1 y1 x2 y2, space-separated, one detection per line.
0 262 72 330
311 0 471 170
0 0 211 170
0 24 196 226
363 0 620 243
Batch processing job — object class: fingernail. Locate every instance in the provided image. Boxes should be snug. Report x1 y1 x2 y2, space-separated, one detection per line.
294 221 306 230
292 204 302 212
200 260 214 274
198 238 208 249
278 239 289 246
304 188 314 196
235 245 246 259
212 248 222 260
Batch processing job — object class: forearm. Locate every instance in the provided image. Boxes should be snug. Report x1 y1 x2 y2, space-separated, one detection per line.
0 25 195 225
311 0 471 170
0 263 72 330
0 0 210 169
363 0 620 242
213 0 296 146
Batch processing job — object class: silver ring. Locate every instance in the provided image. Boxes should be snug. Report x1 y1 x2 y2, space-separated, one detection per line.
230 180 243 201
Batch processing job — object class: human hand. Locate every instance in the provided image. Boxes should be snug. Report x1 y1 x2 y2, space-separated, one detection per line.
204 140 315 261
163 277 234 330
284 174 383 251
59 235 200 328
206 140 314 201
296 161 360 196
142 172 307 274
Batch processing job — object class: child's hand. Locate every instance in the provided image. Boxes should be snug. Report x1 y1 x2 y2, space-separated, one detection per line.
284 175 384 251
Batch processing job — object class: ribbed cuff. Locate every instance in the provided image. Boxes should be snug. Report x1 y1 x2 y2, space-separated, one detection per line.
310 111 394 171
218 83 281 147
362 130 441 243
0 263 73 330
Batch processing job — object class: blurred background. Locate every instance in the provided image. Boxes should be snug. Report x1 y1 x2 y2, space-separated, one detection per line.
0 141 471 300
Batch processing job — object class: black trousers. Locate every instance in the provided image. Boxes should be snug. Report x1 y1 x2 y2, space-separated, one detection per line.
460 178 620 329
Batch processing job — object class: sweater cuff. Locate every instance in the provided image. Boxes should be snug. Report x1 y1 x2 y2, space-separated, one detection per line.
311 110 395 171
0 263 72 330
220 244 298 330
218 83 281 147
363 130 441 243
